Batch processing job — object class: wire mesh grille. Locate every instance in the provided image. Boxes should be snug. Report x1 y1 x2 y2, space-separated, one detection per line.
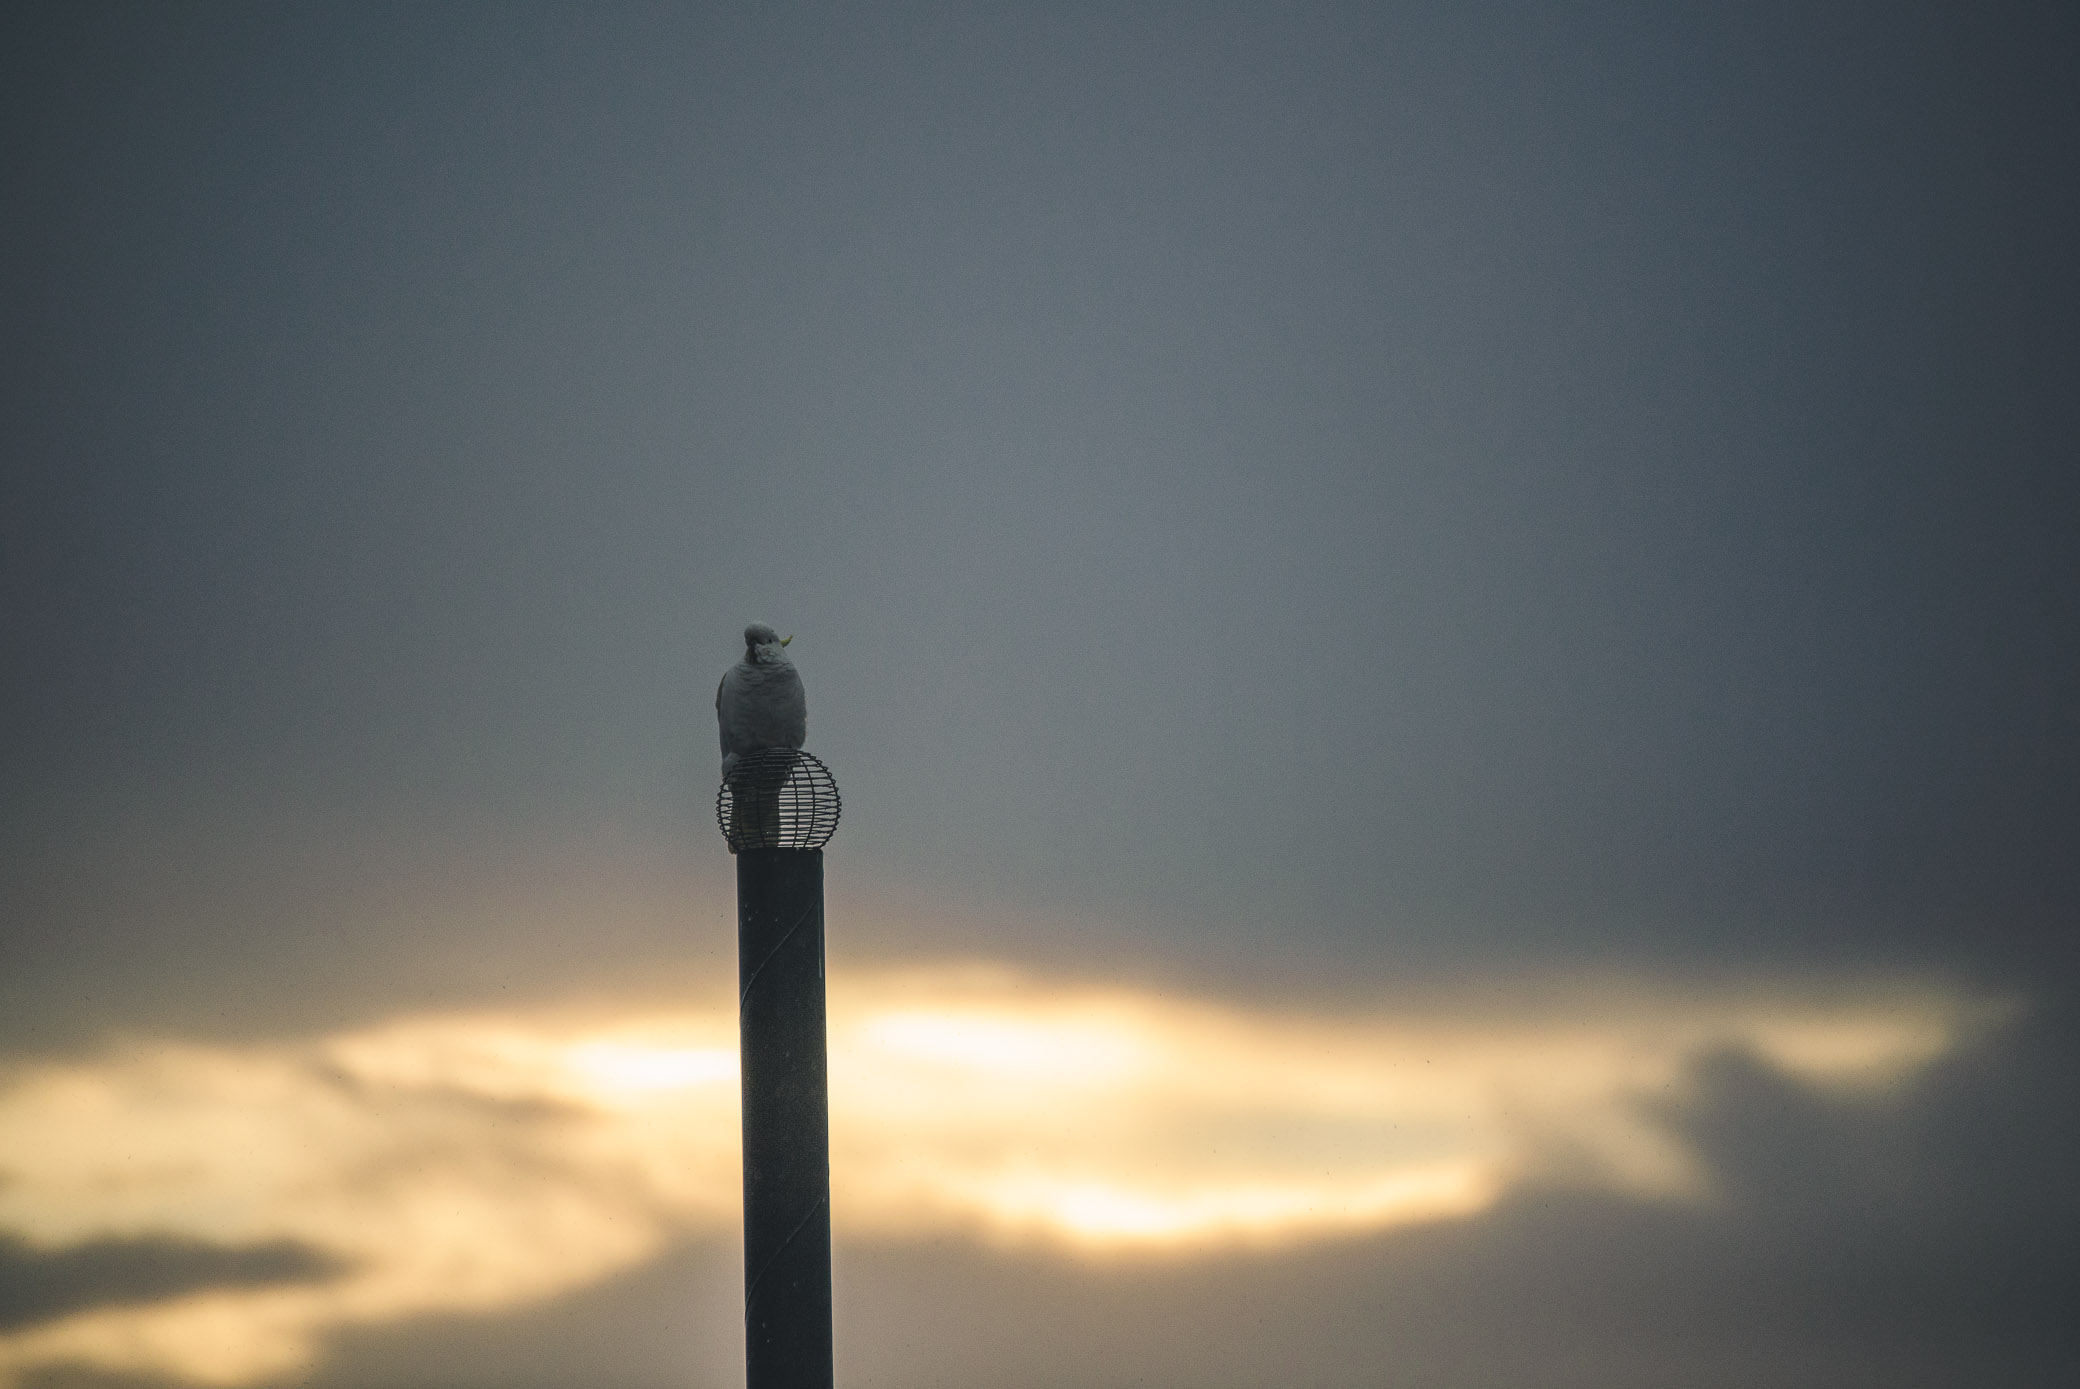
716 749 841 852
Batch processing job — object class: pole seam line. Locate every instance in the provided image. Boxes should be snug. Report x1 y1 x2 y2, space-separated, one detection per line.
742 1194 830 1318
739 897 816 1013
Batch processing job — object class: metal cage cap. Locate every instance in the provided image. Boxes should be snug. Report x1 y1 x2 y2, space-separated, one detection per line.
716 748 841 852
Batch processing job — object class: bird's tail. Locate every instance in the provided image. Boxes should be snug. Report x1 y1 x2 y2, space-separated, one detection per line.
726 751 796 847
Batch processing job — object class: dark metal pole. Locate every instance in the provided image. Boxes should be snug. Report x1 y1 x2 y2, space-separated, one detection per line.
736 846 833 1389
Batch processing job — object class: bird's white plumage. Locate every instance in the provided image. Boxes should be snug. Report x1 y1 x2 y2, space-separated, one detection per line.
716 622 806 777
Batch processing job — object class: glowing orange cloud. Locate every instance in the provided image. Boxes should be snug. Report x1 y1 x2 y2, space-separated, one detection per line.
0 966 1997 1386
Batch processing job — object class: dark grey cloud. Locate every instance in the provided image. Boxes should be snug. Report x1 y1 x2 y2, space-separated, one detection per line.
4 2 2074 994
0 1236 341 1335
832 1008 2074 1386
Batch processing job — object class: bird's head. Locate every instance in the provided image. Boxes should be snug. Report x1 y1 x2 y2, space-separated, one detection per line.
742 623 794 664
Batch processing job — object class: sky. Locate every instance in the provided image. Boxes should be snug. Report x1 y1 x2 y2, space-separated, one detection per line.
2 3 2076 1386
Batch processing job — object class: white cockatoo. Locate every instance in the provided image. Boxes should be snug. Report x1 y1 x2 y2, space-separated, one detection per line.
717 622 807 779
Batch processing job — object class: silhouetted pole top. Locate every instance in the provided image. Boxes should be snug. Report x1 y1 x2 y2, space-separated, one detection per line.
714 624 838 854
715 621 837 1389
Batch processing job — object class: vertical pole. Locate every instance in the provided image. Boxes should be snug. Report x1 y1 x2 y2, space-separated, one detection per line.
736 847 834 1389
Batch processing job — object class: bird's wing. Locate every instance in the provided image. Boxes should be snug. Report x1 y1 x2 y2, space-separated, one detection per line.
716 674 731 757
778 667 807 747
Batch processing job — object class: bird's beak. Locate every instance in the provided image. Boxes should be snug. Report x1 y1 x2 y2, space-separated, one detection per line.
780 635 792 646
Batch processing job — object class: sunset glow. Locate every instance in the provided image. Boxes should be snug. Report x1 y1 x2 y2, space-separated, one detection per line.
0 966 1995 1387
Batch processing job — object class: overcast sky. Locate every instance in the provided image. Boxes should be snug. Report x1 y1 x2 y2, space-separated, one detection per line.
3 5 2076 1386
